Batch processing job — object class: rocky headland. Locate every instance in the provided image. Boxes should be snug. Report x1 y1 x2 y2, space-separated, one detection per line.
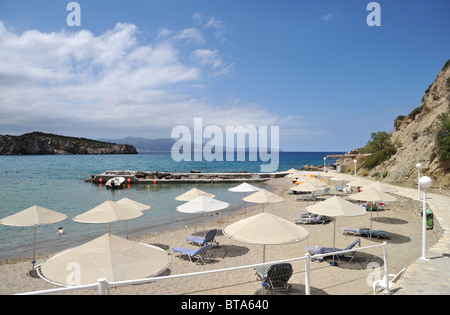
336 59 450 190
0 132 138 155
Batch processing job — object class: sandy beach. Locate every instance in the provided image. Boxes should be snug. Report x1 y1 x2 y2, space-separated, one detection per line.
0 176 439 295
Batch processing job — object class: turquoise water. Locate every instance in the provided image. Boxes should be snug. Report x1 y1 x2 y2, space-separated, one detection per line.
0 152 341 260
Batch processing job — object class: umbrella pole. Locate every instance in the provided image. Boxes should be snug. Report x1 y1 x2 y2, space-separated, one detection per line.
331 220 338 266
244 193 247 218
202 212 206 238
262 244 266 296
32 225 36 270
369 201 374 238
263 244 266 263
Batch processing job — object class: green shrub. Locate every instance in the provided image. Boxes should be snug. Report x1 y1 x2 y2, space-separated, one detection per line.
359 131 392 154
408 106 423 120
361 146 397 170
394 115 406 130
436 113 450 160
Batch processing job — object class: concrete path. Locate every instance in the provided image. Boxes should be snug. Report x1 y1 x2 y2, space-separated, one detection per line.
388 186 450 295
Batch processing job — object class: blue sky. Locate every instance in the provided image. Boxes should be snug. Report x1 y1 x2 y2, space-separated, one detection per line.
0 0 449 151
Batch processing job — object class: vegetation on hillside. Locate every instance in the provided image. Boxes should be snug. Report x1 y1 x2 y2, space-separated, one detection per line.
436 113 450 161
394 105 424 130
21 132 121 147
359 131 397 170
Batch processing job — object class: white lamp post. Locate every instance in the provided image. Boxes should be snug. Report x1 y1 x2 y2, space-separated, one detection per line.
419 176 432 261
323 157 327 172
353 159 357 179
416 163 422 200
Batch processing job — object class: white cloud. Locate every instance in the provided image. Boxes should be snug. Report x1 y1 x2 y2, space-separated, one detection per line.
321 14 333 22
192 13 227 42
0 21 276 138
191 48 234 76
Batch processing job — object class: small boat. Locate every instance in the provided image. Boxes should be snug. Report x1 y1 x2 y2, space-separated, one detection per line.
106 176 126 189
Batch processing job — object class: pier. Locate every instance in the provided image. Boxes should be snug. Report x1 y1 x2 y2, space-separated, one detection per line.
89 170 289 184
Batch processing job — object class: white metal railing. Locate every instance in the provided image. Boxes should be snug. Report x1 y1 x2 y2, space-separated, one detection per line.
17 242 389 295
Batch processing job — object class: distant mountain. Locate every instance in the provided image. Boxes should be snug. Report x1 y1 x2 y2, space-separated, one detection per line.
99 136 281 154
0 132 138 155
99 137 176 153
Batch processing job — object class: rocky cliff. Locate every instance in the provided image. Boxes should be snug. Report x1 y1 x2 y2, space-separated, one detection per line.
366 60 450 188
0 132 138 155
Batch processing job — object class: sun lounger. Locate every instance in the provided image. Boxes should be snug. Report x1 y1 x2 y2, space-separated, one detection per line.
373 268 406 294
294 214 327 225
185 229 219 246
306 238 361 262
341 227 389 239
315 187 330 197
255 263 293 293
173 244 213 264
295 193 316 202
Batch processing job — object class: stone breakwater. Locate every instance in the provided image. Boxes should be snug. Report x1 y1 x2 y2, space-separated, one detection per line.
87 170 289 184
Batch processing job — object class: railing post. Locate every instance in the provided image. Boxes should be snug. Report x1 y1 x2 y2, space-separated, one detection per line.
97 278 107 295
382 242 390 294
305 253 311 295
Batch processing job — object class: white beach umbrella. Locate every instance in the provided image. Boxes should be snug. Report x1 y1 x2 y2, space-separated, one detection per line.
291 182 325 206
306 196 366 266
347 178 373 188
243 189 284 213
330 173 355 183
116 198 150 238
361 182 398 193
349 188 398 203
330 173 355 196
117 198 151 211
349 188 398 231
228 182 261 217
319 170 339 186
73 200 144 238
38 233 171 286
223 212 309 262
228 182 261 193
321 170 339 178
295 175 328 186
289 170 303 179
177 196 229 236
175 188 215 201
286 168 299 176
0 205 67 273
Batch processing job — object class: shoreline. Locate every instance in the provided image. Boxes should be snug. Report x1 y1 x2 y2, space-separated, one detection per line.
0 180 274 263
0 175 440 295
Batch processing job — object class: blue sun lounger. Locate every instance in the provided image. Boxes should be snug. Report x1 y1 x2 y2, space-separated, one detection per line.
185 229 219 246
173 244 213 264
341 227 389 239
306 238 361 262
293 214 327 225
255 263 293 293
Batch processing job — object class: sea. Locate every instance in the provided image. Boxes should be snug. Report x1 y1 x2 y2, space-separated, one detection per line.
0 152 342 261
